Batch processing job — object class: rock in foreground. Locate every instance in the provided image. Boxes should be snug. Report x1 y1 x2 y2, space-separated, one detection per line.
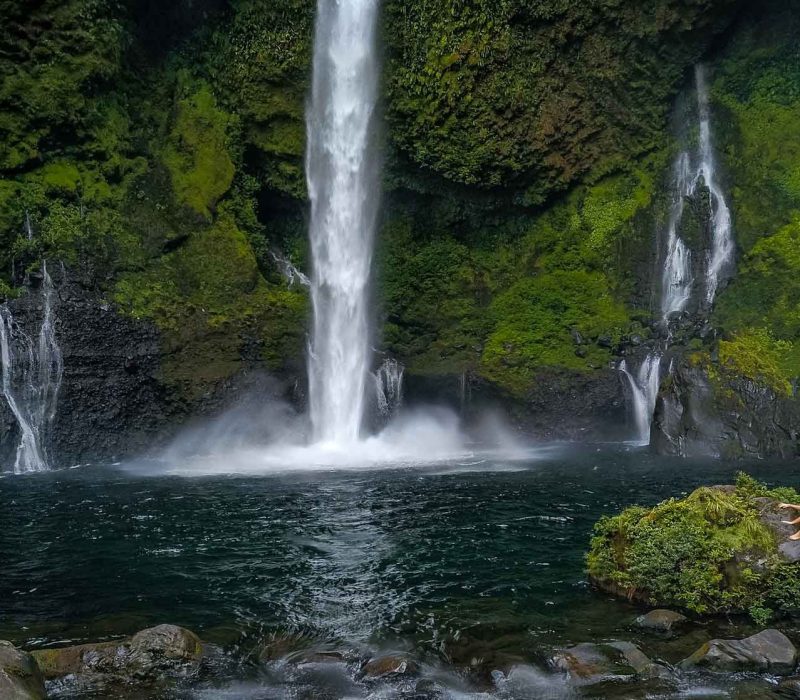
0 641 46 700
31 624 204 687
551 640 669 686
587 474 800 619
680 629 797 674
634 609 688 634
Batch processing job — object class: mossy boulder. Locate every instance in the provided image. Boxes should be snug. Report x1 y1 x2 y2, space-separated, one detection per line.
587 474 800 622
31 624 204 683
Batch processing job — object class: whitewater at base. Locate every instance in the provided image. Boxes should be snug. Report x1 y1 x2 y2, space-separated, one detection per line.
121 402 545 477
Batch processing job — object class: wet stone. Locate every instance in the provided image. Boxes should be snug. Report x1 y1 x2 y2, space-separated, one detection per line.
0 641 46 700
361 654 418 679
680 629 798 674
635 609 689 634
550 640 670 686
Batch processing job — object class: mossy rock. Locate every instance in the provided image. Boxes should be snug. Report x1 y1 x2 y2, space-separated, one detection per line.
587 474 800 622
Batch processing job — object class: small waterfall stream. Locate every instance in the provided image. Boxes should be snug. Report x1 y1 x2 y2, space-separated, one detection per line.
620 355 661 445
306 0 381 445
660 64 733 321
695 64 733 306
0 262 63 473
661 152 694 319
374 358 404 417
625 64 733 445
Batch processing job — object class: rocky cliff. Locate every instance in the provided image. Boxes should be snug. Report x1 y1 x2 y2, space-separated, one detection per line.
0 0 798 464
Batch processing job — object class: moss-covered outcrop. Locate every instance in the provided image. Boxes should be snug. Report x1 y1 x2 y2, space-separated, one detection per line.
0 0 799 451
587 474 800 622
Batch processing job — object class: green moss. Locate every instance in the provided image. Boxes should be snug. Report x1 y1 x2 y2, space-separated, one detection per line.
384 0 738 198
114 212 306 375
718 328 795 397
480 271 629 394
161 79 236 219
587 476 800 619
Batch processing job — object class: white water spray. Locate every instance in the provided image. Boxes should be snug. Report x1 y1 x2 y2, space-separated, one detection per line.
306 0 381 445
0 262 63 473
619 355 661 445
695 64 733 306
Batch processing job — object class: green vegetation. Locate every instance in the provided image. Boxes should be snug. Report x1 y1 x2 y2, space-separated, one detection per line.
380 165 655 394
587 474 800 621
0 0 797 417
710 1 800 398
384 0 738 201
717 328 796 397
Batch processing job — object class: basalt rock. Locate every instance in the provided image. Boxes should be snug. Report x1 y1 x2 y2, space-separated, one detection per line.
0 269 298 468
651 356 800 459
679 629 798 674
0 641 46 700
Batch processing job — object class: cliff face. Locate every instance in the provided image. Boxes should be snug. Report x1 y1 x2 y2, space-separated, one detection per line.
0 0 798 462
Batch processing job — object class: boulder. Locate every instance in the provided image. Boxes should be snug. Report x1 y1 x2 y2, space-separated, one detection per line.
31 641 120 679
551 641 669 685
680 629 797 674
634 610 688 634
31 624 204 683
127 624 203 677
361 654 418 679
0 641 46 700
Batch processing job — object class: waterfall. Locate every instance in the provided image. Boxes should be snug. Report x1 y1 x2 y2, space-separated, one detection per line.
661 152 694 319
695 64 733 306
659 65 732 320
620 355 661 445
0 262 63 473
306 0 381 445
374 358 403 416
270 251 310 288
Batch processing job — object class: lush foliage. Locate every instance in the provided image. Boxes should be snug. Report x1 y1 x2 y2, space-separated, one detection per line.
384 0 738 202
587 474 800 620
711 1 800 396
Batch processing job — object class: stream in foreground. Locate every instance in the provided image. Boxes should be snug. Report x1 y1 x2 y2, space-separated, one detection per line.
1 444 798 698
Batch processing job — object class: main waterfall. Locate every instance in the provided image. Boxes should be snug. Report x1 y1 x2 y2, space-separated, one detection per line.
306 0 381 445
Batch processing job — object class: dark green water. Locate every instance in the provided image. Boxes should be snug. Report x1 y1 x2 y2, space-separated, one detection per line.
1 445 798 698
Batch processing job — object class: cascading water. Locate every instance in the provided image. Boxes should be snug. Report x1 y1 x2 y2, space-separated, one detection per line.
619 355 661 445
306 0 381 445
660 65 732 320
695 64 733 306
270 251 310 288
0 261 63 473
661 64 733 324
629 64 733 444
374 358 403 417
661 152 694 320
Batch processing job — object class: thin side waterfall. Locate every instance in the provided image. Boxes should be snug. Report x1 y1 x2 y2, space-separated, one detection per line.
620 355 661 445
374 358 403 416
306 0 381 445
660 65 733 320
695 64 733 306
661 152 694 319
0 261 63 473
